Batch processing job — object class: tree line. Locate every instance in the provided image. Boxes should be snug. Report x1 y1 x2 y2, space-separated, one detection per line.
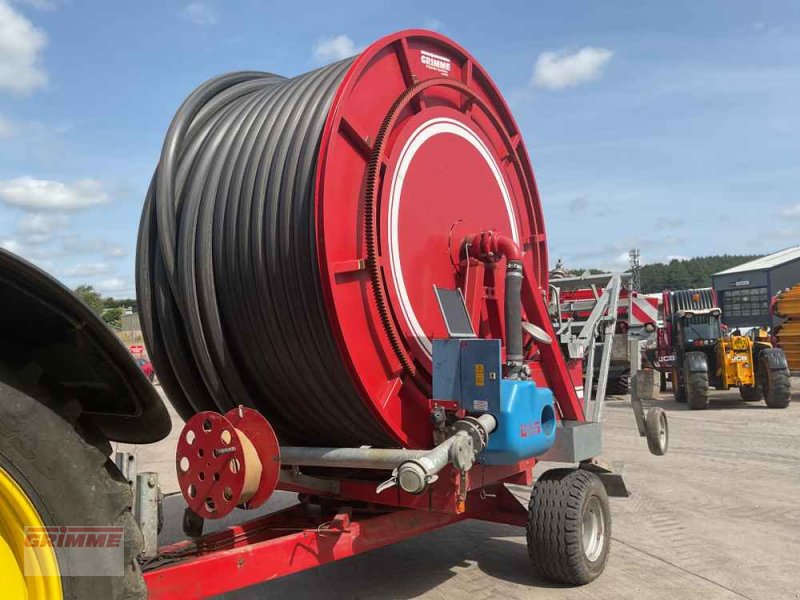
638 255 761 292
73 285 137 328
560 255 763 293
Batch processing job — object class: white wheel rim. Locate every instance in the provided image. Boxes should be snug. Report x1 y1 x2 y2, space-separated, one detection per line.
582 496 605 562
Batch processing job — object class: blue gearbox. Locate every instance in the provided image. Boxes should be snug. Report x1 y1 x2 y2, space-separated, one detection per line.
481 379 556 465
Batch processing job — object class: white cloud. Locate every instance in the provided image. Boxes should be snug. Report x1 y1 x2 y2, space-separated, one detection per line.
0 176 109 210
0 115 14 138
1 238 26 255
423 18 443 31
96 277 134 297
182 1 217 26
18 211 68 234
781 203 800 219
667 255 690 262
567 195 589 213
532 47 613 91
0 0 47 94
0 236 57 259
63 262 111 277
12 0 57 9
752 21 782 35
313 35 359 63
613 251 630 266
61 235 126 258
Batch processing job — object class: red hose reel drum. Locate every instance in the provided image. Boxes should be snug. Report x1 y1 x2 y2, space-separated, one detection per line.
315 30 548 448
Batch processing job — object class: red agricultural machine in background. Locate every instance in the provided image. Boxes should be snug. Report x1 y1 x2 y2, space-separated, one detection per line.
549 271 660 395
651 288 790 409
0 30 669 600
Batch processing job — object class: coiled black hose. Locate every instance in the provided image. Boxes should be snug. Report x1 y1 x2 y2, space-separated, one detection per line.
136 61 395 447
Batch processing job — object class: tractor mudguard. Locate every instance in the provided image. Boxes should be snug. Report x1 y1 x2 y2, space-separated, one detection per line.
685 352 709 373
0 249 170 444
761 348 789 371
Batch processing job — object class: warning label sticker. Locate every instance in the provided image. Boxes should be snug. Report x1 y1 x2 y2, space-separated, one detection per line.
474 363 485 386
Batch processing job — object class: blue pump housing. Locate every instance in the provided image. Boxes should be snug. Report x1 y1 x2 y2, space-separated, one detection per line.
431 337 556 465
482 379 557 465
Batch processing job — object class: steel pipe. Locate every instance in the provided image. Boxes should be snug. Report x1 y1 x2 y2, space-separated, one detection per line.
281 414 497 495
279 447 430 470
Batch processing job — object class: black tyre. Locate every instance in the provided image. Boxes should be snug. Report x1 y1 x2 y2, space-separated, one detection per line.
645 407 668 456
761 353 791 409
659 371 667 393
606 371 630 396
684 353 709 410
527 469 611 585
672 369 687 403
739 384 763 402
0 380 145 599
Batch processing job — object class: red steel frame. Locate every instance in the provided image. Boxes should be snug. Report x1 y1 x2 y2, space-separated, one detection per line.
143 461 534 599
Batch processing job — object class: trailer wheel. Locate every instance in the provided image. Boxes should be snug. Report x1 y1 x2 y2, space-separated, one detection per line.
761 354 791 409
684 354 709 410
672 369 687 403
645 407 668 455
738 385 763 402
0 381 145 599
526 469 611 585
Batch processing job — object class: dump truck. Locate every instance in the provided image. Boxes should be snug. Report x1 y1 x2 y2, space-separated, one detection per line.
654 288 790 409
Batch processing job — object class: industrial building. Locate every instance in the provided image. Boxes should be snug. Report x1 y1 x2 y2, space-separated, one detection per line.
711 245 800 328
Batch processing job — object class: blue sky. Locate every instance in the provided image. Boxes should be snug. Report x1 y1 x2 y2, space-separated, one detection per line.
0 0 798 297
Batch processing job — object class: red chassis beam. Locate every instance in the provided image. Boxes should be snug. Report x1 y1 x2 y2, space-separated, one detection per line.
279 459 534 514
143 484 528 599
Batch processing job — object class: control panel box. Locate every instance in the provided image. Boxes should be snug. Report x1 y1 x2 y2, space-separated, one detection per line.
432 338 502 412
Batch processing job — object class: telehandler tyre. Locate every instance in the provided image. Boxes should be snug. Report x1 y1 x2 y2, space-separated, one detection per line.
738 385 763 402
760 351 791 409
684 353 709 410
0 380 146 599
672 369 687 403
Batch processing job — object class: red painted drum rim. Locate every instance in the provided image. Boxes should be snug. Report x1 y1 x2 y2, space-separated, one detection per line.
315 30 547 449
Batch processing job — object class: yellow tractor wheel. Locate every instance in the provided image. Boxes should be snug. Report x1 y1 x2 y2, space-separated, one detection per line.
0 464 63 599
0 380 146 599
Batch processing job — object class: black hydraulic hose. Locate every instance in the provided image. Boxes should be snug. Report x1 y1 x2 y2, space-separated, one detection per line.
505 261 524 370
136 62 395 447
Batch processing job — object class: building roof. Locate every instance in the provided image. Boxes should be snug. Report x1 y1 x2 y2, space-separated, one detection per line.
713 246 800 276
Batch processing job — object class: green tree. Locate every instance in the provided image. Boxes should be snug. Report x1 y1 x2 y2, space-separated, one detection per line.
74 284 105 315
101 307 124 328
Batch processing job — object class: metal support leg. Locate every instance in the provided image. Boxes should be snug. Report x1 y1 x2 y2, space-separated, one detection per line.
628 337 647 436
592 275 621 423
136 472 160 557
